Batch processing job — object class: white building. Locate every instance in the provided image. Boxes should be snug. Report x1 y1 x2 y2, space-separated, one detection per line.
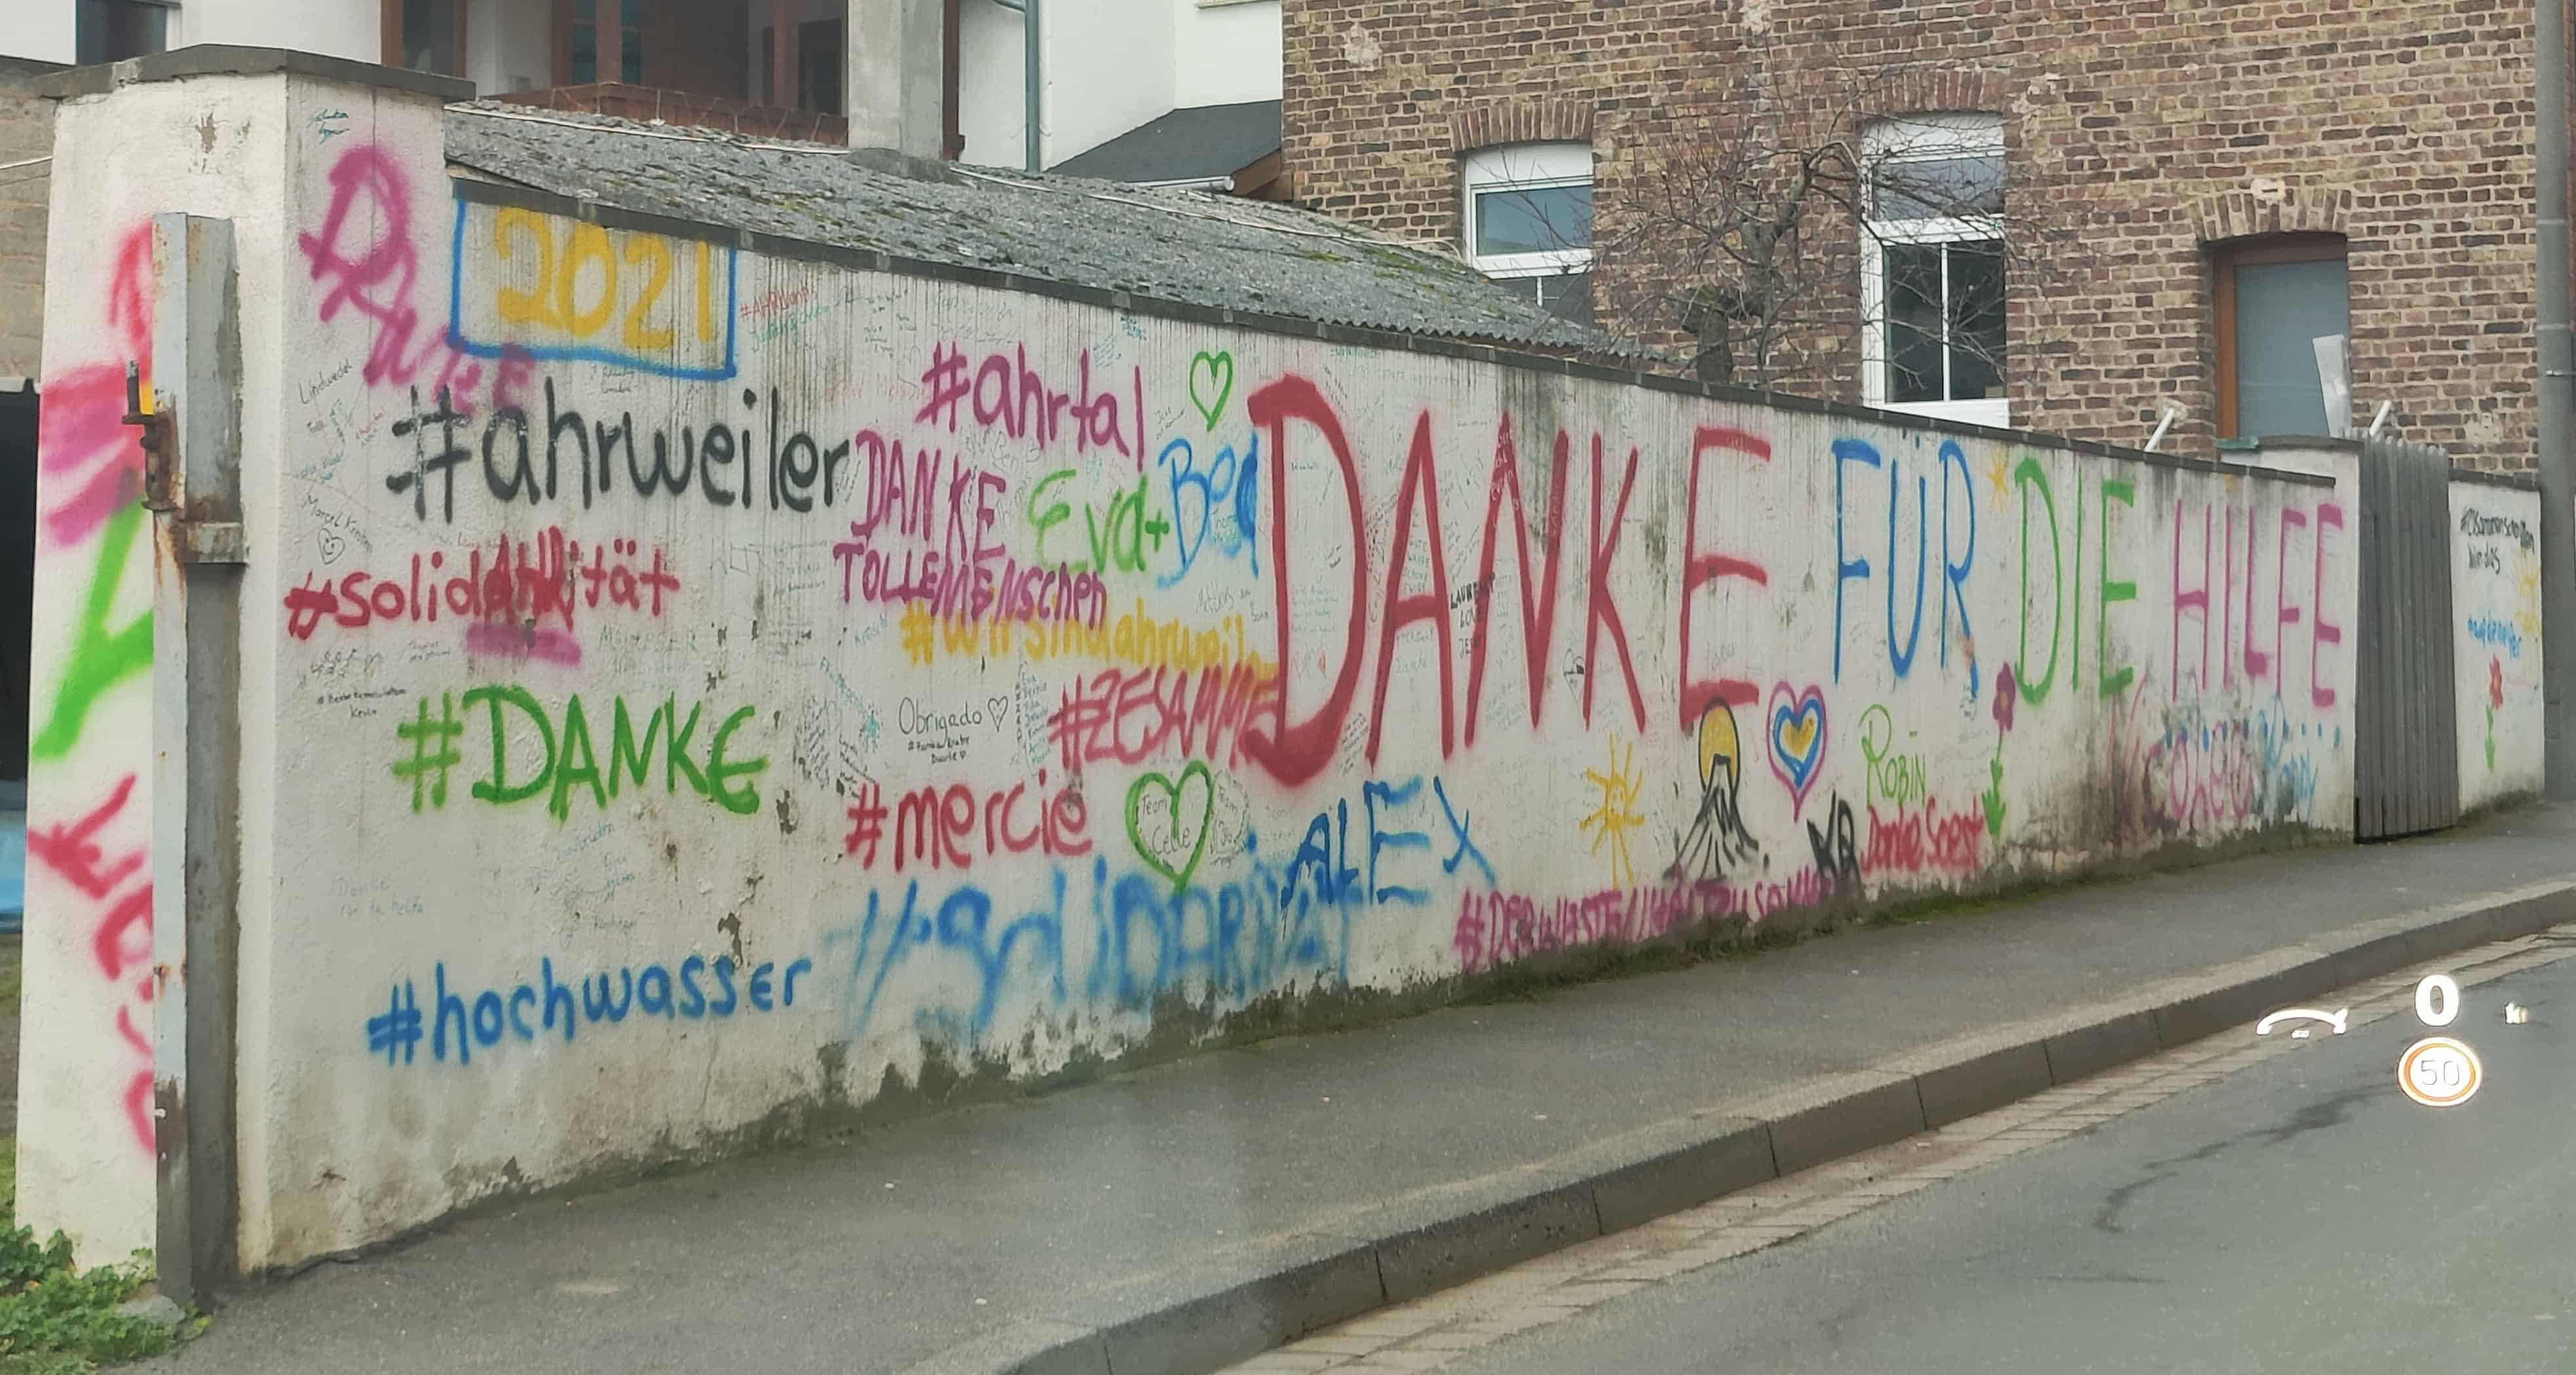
1 0 1281 180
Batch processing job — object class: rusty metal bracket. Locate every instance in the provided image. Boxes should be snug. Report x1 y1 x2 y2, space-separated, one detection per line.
120 346 245 564
121 359 179 512
174 522 246 565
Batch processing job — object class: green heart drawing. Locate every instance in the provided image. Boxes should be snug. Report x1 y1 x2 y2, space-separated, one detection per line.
1126 761 1215 893
1187 350 1235 429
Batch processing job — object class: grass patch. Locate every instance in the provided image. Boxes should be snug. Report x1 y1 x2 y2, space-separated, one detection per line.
0 937 21 1008
0 1141 195 1372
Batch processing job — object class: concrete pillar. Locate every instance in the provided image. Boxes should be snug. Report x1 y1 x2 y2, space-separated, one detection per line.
846 0 943 156
768 0 793 107
21 48 466 1273
595 0 624 85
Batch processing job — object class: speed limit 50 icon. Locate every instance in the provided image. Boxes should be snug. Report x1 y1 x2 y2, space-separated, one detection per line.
2398 1036 2483 1108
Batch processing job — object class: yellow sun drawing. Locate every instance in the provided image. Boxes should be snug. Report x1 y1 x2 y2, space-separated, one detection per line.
1580 734 1647 890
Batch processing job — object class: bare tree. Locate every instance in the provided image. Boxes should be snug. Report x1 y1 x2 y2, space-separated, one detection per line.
1597 53 2087 400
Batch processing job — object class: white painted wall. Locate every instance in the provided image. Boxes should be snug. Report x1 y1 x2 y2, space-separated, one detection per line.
466 0 550 94
3 0 77 65
1171 0 1278 108
172 0 379 64
2452 478 2545 810
3 0 528 91
958 0 1280 169
37 63 2366 1274
1040 0 1172 165
957 0 1025 166
24 67 306 1264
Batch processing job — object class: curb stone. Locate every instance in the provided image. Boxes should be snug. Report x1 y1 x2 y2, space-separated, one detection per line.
896 877 2576 1375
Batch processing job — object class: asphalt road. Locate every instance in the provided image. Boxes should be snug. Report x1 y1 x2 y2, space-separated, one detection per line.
1435 943 2576 1374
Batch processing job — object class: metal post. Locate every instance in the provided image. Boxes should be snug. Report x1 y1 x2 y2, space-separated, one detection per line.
1021 0 1041 171
140 213 246 1304
2539 0 2576 795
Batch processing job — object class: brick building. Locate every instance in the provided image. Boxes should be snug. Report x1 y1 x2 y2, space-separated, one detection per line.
1280 0 2562 469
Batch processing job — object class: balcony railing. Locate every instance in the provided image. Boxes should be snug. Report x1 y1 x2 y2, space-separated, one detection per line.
496 83 845 144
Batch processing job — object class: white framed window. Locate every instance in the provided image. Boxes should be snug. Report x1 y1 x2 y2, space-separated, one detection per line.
1860 113 2008 428
1463 143 1594 322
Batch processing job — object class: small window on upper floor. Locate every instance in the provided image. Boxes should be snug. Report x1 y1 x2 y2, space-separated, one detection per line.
387 0 464 78
1861 113 2008 428
76 0 170 65
569 0 643 85
2213 235 2351 441
1463 143 1595 326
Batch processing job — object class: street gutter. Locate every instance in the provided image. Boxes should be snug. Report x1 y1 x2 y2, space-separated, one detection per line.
898 876 2576 1375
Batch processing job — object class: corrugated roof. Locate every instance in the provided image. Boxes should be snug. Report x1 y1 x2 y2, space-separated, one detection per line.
443 102 1648 359
1051 100 1281 185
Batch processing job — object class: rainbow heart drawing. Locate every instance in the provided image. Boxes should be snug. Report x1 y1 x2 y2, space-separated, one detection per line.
1767 682 1828 817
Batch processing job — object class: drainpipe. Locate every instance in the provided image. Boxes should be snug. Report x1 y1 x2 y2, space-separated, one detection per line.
943 0 963 158
2541 0 2575 796
990 0 1040 170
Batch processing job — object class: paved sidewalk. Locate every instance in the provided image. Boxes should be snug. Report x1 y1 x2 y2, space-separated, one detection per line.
142 805 2576 1375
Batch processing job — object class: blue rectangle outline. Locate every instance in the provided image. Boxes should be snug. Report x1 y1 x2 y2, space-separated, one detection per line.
442 191 740 383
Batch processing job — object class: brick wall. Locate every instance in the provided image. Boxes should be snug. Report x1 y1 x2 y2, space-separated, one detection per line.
1283 0 2558 470
0 79 54 383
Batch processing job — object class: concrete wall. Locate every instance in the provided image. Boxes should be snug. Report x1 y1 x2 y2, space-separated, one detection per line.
2452 474 2545 811
2258 440 2546 818
0 79 54 383
2 3 77 66
22 69 303 1262
30 62 2366 1274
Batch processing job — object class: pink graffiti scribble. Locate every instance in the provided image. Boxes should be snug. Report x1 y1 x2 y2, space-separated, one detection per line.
26 775 155 1154
1451 877 1825 975
463 619 584 666
35 227 153 548
297 143 483 403
26 773 142 899
124 1076 153 1157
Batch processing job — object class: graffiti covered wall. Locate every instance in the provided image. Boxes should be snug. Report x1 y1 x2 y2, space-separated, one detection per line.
35 65 2363 1272
22 206 164 1267
2452 474 2545 810
22 73 306 1260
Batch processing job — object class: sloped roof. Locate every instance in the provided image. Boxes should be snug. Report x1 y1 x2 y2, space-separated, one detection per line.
443 102 1646 359
1051 100 1281 185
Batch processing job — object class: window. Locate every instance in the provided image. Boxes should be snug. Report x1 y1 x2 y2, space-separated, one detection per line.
75 0 170 65
2214 236 2351 441
384 0 464 78
1463 143 1595 326
1861 113 2008 428
569 0 641 85
797 18 843 115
